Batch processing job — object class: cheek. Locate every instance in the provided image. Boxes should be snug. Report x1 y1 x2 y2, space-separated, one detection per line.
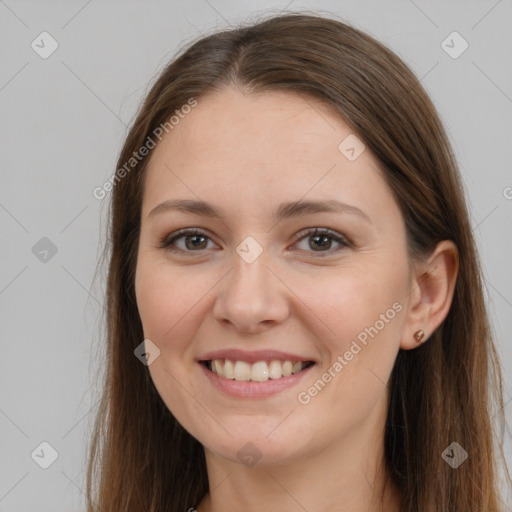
135 259 192 342
135 257 220 369
307 266 406 404
314 271 403 340
290 275 404 438
135 260 208 435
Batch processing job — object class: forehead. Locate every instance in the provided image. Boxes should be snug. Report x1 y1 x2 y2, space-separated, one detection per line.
167 88 350 155
141 87 395 221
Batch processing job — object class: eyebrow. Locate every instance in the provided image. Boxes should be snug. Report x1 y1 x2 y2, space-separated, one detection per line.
148 198 372 223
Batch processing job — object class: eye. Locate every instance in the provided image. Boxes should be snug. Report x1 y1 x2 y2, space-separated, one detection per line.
159 229 218 253
159 227 350 256
292 228 350 256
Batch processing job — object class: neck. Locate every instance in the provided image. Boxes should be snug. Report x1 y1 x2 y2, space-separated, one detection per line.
196 397 402 512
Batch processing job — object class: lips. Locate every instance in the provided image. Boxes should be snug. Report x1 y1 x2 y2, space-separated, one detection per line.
199 349 316 365
198 349 316 384
199 356 316 398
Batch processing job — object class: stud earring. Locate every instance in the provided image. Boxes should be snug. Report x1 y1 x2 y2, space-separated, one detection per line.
414 329 425 343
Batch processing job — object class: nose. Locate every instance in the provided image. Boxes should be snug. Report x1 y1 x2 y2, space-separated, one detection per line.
212 249 290 334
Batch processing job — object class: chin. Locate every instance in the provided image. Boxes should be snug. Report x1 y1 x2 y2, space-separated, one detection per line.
201 429 311 469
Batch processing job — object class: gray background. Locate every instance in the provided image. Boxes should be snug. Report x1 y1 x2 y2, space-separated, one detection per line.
1 1 511 510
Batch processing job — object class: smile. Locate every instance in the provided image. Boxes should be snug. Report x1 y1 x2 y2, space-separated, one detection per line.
204 359 315 381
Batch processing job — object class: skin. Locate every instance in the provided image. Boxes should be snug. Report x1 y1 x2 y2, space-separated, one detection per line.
134 87 458 512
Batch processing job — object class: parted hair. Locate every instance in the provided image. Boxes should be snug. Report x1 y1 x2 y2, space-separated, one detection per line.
86 12 511 512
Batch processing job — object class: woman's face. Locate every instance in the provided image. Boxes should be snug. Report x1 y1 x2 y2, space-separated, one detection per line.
135 88 414 466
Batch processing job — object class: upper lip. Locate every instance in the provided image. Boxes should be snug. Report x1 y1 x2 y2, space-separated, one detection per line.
198 349 316 364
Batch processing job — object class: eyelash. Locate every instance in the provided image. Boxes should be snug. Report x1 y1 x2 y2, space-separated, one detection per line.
159 227 351 257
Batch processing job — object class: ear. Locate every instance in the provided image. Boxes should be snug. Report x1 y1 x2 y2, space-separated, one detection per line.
400 240 459 350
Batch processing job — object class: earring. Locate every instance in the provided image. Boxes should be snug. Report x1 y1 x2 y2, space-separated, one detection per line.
414 329 425 343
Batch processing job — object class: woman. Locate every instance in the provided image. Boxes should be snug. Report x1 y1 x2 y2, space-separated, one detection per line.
86 12 511 512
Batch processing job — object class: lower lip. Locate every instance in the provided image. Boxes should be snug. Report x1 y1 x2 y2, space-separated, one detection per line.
199 362 315 399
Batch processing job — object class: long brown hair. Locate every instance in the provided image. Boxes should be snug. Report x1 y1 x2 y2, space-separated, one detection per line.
86 12 511 512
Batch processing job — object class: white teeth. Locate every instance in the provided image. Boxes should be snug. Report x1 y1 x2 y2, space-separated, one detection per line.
223 359 235 379
213 359 224 377
282 361 293 377
233 360 251 380
208 359 311 381
268 360 282 379
251 361 269 382
292 361 303 374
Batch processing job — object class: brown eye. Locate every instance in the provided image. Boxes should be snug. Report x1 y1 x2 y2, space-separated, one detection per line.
160 229 217 253
160 227 350 257
293 228 349 255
